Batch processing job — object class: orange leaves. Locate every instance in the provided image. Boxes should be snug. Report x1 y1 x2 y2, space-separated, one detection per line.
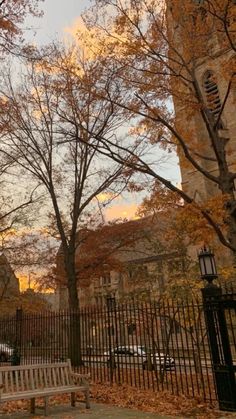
75 220 149 276
138 182 181 216
0 0 42 52
91 383 221 418
138 183 231 266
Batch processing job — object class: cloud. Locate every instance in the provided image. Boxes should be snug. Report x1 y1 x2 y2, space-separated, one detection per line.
105 202 139 221
64 17 85 39
96 192 118 204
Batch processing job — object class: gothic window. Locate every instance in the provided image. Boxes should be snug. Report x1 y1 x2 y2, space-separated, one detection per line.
101 272 111 287
203 71 224 128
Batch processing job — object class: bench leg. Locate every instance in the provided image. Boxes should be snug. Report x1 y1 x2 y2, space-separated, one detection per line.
71 392 76 407
30 398 35 414
44 396 49 416
85 389 90 409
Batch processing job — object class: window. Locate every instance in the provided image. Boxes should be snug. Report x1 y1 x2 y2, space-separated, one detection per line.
101 272 111 286
137 265 148 277
203 71 223 128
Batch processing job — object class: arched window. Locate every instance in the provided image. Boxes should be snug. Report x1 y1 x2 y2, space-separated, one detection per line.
203 71 223 128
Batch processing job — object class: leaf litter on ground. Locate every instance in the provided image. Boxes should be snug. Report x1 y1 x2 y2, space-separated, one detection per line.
0 384 236 418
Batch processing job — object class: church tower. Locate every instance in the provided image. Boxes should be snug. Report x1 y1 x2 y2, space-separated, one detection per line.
166 0 236 204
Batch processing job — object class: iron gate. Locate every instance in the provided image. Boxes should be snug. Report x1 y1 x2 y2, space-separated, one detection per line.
202 286 236 411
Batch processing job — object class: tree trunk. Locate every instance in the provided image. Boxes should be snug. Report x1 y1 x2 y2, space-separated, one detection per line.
64 250 83 366
226 200 236 262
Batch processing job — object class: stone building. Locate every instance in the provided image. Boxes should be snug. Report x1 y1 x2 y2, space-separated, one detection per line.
166 0 236 269
57 217 187 309
167 0 236 202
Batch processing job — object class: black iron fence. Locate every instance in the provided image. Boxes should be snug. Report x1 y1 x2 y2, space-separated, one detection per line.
0 294 235 406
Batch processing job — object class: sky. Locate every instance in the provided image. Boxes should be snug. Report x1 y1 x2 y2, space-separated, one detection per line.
25 0 90 45
24 0 181 222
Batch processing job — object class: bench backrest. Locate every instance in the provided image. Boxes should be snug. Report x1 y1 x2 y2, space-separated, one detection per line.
0 359 73 393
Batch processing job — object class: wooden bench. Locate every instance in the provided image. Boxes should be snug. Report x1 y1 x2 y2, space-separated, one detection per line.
0 359 90 416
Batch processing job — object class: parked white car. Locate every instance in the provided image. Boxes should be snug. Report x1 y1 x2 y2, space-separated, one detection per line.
104 345 175 370
0 343 14 362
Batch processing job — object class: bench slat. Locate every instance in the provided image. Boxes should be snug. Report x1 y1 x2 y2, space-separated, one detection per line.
64 366 69 385
9 371 14 392
39 368 43 388
4 372 8 393
24 369 29 390
60 367 65 386
20 370 24 391
46 368 51 387
30 369 35 391
1 384 88 401
52 367 57 387
15 370 19 392
43 368 48 387
0 361 70 372
33 369 38 389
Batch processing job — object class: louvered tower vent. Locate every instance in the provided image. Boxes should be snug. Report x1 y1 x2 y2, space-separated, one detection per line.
203 71 221 119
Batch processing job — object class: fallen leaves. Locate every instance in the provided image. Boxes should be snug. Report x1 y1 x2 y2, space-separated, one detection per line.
90 383 234 418
0 384 235 418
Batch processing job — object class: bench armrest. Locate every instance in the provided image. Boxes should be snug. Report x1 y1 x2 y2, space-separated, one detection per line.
71 372 90 386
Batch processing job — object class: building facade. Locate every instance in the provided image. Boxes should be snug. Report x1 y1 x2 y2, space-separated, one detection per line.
57 217 187 309
167 0 236 202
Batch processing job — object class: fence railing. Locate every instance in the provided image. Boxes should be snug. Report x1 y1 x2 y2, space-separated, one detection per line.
0 294 235 403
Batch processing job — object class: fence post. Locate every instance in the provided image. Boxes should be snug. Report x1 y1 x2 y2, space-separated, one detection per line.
202 283 236 411
13 308 23 365
106 297 116 384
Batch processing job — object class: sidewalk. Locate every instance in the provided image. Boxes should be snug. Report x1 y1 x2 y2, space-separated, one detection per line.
0 402 234 419
0 402 183 419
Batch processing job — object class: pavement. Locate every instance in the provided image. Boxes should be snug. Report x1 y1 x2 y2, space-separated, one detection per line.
0 402 188 418
0 402 235 419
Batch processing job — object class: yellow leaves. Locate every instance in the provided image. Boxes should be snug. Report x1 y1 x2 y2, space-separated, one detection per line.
65 17 114 62
138 183 231 265
138 182 181 216
127 181 144 193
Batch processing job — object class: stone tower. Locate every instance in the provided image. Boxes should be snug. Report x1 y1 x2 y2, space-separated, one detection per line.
166 0 236 203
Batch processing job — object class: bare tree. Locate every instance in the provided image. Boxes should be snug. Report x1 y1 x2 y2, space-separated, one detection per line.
0 44 133 313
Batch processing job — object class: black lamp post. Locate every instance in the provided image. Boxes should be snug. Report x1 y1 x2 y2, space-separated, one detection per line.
198 246 218 285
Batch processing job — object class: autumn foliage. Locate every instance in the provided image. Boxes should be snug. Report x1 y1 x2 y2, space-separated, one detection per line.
79 0 236 263
0 0 42 53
